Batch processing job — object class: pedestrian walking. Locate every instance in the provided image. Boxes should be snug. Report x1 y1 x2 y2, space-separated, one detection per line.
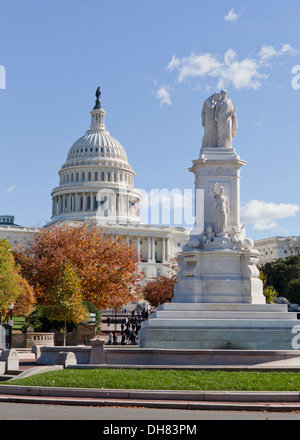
130 332 136 345
124 327 129 344
113 331 118 345
121 332 126 345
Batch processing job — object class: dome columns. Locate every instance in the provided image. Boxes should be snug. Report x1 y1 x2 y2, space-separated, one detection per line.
90 107 106 132
51 189 141 222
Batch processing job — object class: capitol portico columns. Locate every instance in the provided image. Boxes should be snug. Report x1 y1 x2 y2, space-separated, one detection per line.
162 237 166 262
166 237 170 261
137 236 141 260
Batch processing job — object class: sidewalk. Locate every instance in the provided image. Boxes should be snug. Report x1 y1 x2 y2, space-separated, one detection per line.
1 383 300 412
19 358 37 371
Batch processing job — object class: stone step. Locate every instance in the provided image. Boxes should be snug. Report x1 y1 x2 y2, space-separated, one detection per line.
142 318 299 329
174 295 266 304
7 370 22 376
0 375 15 382
153 310 298 320
158 303 289 312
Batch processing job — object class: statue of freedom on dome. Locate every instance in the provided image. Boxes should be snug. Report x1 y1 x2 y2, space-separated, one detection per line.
94 87 102 109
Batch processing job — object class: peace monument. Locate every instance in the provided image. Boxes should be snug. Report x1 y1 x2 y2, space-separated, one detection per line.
139 91 300 350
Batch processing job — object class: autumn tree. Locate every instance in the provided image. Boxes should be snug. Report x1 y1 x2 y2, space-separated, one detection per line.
0 239 35 322
143 259 178 308
143 276 177 308
14 223 142 310
44 261 89 346
13 279 36 317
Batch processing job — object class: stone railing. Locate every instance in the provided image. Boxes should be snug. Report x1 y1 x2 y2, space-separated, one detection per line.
12 323 97 348
25 331 55 348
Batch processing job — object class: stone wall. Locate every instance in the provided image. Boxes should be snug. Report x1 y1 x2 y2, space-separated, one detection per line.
12 323 97 348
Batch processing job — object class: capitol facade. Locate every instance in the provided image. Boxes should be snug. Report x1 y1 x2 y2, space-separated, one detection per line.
1 89 190 280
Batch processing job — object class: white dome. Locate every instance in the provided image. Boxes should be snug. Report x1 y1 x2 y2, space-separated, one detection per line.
66 131 128 163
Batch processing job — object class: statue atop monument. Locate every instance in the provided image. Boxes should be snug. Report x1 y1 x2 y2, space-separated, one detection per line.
201 90 237 149
201 92 220 148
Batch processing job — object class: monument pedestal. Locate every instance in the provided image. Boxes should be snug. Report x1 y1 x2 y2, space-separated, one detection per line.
139 94 299 352
173 247 265 304
138 303 300 350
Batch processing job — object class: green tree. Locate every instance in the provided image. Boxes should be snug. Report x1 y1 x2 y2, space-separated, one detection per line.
261 255 300 304
259 272 278 304
285 279 300 304
84 301 102 333
43 261 89 345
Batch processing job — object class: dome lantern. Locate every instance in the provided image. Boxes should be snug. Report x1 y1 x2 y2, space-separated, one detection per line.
88 87 107 133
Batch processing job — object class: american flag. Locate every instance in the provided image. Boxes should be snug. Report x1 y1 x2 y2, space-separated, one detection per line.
131 202 139 210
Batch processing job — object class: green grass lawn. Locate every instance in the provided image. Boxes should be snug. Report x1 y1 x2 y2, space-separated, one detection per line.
8 369 300 391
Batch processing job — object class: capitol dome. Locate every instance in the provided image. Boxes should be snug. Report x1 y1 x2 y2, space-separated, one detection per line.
67 131 128 163
51 88 141 225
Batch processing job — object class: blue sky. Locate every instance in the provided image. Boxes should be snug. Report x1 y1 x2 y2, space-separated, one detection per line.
0 0 300 241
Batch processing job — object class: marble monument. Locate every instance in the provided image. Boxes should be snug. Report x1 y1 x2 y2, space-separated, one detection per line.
139 91 300 350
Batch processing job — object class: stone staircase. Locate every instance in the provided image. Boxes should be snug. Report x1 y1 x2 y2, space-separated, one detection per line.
139 302 300 350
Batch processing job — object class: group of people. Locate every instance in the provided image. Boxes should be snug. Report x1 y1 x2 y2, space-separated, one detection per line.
106 308 149 345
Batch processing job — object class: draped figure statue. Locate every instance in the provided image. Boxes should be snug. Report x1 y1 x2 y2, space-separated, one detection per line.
201 93 220 148
214 90 237 148
212 183 230 235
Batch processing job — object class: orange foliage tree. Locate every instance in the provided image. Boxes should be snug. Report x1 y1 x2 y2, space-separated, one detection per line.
0 239 35 322
14 223 142 310
143 259 179 308
143 276 177 308
13 279 36 317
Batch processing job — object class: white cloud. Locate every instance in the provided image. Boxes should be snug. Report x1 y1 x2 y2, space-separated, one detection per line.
166 44 298 91
224 8 239 23
240 200 300 231
258 43 298 64
167 53 222 83
5 185 16 193
154 85 172 106
218 49 266 90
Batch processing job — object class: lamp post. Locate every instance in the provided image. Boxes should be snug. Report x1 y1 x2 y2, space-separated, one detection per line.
9 303 14 349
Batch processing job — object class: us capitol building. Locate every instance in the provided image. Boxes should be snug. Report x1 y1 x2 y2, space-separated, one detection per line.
0 89 190 280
